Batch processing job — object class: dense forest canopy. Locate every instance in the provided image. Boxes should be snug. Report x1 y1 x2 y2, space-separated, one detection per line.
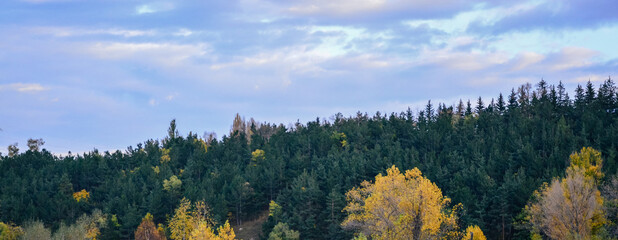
1 79 618 239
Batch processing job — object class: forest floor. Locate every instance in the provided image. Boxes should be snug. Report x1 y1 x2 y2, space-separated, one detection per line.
233 211 268 240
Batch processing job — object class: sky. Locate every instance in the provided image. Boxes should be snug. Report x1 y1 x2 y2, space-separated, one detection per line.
1 0 617 155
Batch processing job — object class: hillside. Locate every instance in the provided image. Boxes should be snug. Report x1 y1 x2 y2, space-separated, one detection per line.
1 79 618 240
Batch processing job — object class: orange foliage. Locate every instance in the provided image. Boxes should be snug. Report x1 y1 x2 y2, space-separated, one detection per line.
73 189 90 202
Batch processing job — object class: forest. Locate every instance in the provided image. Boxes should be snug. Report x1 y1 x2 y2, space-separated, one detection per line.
1 79 618 240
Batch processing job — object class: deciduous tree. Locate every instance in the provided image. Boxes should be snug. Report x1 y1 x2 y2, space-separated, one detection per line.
135 213 165 240
464 225 486 240
189 220 235 240
164 175 182 194
7 143 18 157
169 198 194 240
22 221 51 240
342 165 459 240
27 138 45 152
0 222 24 240
73 189 90 202
526 148 606 240
267 222 299 240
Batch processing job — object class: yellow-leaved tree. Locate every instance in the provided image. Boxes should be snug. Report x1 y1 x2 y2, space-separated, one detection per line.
0 222 24 240
161 148 171 164
251 149 265 162
526 147 606 240
163 175 182 194
464 225 486 240
190 221 218 240
73 189 90 202
189 220 236 240
342 165 478 240
569 146 604 181
169 198 195 240
169 198 236 240
214 221 235 240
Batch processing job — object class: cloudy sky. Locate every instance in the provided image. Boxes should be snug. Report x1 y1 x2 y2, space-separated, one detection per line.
1 0 617 155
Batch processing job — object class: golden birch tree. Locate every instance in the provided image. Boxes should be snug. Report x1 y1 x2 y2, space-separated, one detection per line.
169 198 194 240
189 221 217 240
464 225 486 240
526 147 606 240
169 198 235 240
188 220 235 240
342 165 460 240
214 221 235 240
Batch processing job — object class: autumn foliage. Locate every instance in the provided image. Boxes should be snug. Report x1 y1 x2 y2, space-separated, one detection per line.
169 198 195 240
73 189 90 202
0 222 23 240
464 225 486 240
342 165 469 239
168 198 236 240
3 80 618 239
526 147 606 239
135 213 166 240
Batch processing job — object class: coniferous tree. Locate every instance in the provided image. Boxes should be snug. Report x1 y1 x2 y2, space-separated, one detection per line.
1 80 618 240
465 100 473 116
497 94 506 113
476 97 485 113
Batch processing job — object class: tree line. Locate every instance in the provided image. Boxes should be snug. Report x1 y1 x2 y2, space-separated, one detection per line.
1 79 618 239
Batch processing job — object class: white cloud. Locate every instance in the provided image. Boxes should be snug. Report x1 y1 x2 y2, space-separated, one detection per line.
569 74 609 83
413 45 509 71
549 47 598 71
174 28 193 37
84 42 210 67
29 27 156 38
101 29 156 38
402 1 541 35
327 53 396 69
284 0 468 17
136 2 175 15
210 45 330 74
0 83 46 92
287 0 386 15
136 5 156 14
237 0 473 21
511 51 546 71
485 22 618 61
307 25 394 57
19 0 73 3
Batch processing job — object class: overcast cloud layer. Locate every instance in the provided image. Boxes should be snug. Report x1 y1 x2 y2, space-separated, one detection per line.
1 0 617 154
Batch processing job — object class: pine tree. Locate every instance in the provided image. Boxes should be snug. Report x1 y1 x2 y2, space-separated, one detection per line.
497 94 506 113
476 97 485 114
557 81 569 107
585 81 596 106
465 100 473 116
